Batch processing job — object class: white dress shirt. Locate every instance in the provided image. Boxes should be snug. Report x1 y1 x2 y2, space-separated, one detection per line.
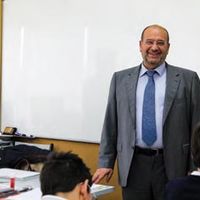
41 195 67 200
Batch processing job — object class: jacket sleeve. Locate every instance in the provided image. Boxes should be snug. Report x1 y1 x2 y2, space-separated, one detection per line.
98 73 118 169
189 72 200 171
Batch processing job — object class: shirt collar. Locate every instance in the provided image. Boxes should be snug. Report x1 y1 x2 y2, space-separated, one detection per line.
42 195 67 200
139 62 166 77
191 170 200 176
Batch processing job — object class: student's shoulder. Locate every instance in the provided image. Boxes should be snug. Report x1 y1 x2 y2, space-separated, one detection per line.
166 176 189 191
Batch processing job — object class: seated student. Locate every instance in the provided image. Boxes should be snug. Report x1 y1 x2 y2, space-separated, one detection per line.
40 151 93 200
165 123 200 200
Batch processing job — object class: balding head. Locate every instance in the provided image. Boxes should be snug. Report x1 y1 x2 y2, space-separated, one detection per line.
141 24 170 44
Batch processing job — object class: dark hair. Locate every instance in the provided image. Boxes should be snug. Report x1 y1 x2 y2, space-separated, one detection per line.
40 151 92 195
140 24 170 43
191 123 200 168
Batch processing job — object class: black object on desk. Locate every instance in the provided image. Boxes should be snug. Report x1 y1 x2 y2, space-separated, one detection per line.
0 187 33 198
0 188 18 198
1 126 35 139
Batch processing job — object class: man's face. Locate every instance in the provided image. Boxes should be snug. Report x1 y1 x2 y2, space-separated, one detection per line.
139 27 170 69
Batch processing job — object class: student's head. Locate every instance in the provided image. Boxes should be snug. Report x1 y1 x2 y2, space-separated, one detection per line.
40 151 92 200
191 123 200 169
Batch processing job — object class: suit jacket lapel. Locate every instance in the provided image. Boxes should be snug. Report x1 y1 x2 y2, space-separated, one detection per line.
124 64 180 128
126 66 141 128
163 64 181 125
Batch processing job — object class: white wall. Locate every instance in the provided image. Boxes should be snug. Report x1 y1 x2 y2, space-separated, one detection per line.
1 0 200 142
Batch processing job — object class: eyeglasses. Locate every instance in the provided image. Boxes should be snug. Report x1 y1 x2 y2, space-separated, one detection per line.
144 39 168 46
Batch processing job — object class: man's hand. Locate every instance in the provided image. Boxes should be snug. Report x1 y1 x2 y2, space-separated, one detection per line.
92 168 113 184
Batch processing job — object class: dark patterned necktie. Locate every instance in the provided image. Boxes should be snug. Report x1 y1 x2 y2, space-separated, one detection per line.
142 70 157 146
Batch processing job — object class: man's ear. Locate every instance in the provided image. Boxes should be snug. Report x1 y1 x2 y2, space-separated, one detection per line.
139 40 142 52
80 179 91 200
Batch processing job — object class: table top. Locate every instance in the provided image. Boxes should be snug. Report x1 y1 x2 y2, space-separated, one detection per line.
0 169 114 200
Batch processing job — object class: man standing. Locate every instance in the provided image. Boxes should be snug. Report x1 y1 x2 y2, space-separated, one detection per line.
92 24 200 200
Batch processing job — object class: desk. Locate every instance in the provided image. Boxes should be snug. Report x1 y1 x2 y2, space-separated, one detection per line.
0 169 114 199
6 184 114 200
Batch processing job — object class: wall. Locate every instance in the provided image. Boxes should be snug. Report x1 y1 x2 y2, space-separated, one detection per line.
0 2 121 200
3 0 200 142
0 0 2 126
2 1 200 199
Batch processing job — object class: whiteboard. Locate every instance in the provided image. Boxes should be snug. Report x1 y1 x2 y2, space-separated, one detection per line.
2 0 200 143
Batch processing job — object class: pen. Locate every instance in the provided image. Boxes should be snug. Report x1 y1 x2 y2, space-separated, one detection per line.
0 189 18 198
0 188 14 193
0 187 33 198
18 186 33 193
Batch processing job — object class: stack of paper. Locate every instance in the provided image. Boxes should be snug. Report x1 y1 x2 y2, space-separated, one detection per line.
0 168 39 181
91 184 114 196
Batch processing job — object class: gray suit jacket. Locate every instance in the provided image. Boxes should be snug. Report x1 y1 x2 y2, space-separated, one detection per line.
98 63 200 187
